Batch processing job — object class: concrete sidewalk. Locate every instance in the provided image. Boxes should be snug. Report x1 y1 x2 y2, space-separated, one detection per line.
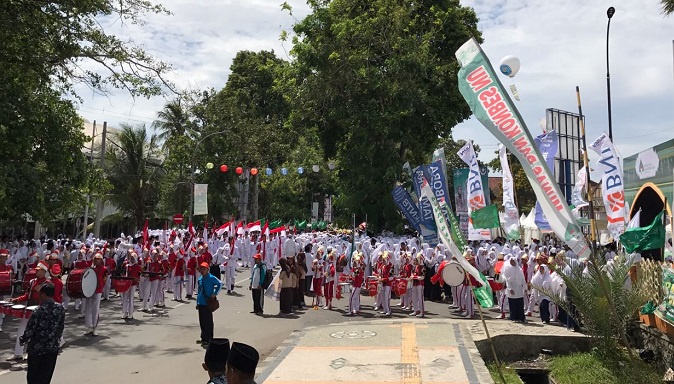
255 319 494 384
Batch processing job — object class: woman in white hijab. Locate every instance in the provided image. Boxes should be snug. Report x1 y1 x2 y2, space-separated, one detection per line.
531 264 552 324
501 255 526 322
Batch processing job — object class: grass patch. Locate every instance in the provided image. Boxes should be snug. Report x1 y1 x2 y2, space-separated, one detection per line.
487 363 523 384
550 352 661 384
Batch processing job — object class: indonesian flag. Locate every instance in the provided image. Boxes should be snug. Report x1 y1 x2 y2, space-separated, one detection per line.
247 220 261 233
262 220 269 237
236 221 244 235
215 220 233 237
270 226 285 235
186 220 196 249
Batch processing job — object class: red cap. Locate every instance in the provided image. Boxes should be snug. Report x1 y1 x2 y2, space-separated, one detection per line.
0 249 8 255
253 254 262 260
51 264 62 275
199 262 209 269
179 249 186 256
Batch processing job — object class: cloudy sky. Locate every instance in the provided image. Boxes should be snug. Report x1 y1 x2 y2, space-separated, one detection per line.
75 0 674 165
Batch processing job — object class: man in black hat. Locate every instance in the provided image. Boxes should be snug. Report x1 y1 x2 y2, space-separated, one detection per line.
203 338 230 384
226 342 259 384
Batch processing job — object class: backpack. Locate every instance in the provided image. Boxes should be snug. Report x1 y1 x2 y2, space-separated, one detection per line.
261 266 273 290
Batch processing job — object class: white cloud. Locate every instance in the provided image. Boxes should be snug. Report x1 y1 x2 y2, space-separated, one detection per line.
75 0 673 167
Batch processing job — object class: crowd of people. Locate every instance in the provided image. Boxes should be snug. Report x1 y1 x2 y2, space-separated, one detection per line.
0 228 641 383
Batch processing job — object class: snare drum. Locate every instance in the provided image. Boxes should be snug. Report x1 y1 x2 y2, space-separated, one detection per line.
11 304 26 318
441 261 465 287
338 283 352 296
111 276 134 293
366 276 380 296
0 271 12 294
488 277 504 291
396 278 408 296
22 269 37 291
25 305 38 318
66 268 98 299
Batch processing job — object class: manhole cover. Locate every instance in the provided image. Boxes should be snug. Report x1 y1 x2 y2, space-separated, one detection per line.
330 330 377 339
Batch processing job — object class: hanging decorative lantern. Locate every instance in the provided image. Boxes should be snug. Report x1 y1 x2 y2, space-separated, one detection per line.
265 168 273 176
206 162 214 170
250 167 258 176
235 167 243 175
281 168 288 176
328 161 336 170
312 165 320 172
220 165 228 173
297 167 304 174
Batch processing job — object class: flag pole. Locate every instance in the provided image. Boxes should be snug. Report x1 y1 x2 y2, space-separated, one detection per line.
469 277 506 384
577 85 636 362
576 86 597 255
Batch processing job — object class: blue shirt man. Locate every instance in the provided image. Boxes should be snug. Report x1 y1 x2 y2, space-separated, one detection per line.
197 262 222 346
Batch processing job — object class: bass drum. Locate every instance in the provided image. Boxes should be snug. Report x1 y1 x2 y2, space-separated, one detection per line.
22 269 37 292
442 261 465 287
66 268 98 299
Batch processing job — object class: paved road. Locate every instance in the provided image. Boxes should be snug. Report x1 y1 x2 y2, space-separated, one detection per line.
0 270 498 383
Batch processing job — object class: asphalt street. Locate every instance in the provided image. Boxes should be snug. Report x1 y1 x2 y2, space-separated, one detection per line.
0 269 499 383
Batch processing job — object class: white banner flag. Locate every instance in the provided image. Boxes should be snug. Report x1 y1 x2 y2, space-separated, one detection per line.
571 166 589 218
457 140 489 240
499 144 520 240
590 132 626 239
193 184 209 216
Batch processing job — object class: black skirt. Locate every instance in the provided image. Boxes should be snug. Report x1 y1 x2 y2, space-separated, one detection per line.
280 287 293 314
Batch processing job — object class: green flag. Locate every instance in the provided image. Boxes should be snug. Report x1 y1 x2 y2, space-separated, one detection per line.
473 272 494 308
270 219 282 229
471 204 500 229
620 211 665 253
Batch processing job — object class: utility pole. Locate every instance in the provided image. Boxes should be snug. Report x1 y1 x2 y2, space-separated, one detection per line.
93 122 107 238
83 121 97 240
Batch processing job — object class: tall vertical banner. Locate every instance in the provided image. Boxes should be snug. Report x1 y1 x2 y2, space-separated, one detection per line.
193 184 209 216
453 167 490 239
533 130 558 231
411 167 439 246
499 144 520 240
392 186 423 233
458 141 491 240
455 38 591 259
422 160 465 249
570 166 590 218
590 132 626 240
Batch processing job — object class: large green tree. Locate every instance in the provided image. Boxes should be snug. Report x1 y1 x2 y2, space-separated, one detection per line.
287 0 482 232
0 0 173 227
105 124 164 230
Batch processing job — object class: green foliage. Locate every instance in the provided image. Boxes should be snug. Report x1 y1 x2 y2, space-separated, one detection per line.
550 352 661 384
289 0 482 231
661 0 674 15
487 363 522 384
538 254 647 359
105 124 164 231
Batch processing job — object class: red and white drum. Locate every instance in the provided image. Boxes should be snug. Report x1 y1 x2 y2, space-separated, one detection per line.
11 304 26 318
111 276 134 293
338 274 349 283
22 269 37 292
488 277 504 291
0 271 12 294
66 268 98 299
0 300 13 315
366 276 380 296
25 305 38 318
442 261 465 287
337 282 352 296
395 278 408 296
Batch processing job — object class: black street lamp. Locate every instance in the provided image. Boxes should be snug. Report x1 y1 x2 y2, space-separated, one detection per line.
606 6 616 141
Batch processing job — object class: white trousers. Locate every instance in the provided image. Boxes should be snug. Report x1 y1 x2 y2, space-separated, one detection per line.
138 276 149 301
348 287 361 313
103 276 112 300
402 286 413 308
155 279 165 305
528 290 539 313
14 317 28 356
165 271 173 291
451 286 459 306
122 286 136 317
381 285 391 315
463 286 474 317
173 276 183 300
0 294 5 327
143 280 159 309
498 290 509 313
224 267 236 291
186 275 196 296
413 285 425 315
84 293 102 329
62 288 70 309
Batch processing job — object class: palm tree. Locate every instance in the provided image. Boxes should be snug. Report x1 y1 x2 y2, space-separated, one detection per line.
105 123 164 230
662 0 674 15
152 100 191 145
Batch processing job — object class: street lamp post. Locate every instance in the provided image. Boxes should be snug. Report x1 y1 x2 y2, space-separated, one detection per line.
606 6 616 141
187 130 229 224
